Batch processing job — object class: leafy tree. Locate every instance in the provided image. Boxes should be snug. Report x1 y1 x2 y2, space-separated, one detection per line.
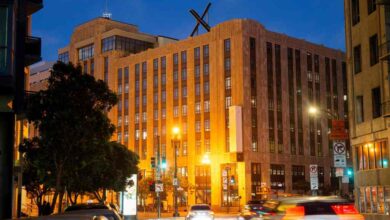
24 61 118 212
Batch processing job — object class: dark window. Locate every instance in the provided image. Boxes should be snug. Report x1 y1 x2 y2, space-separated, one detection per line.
104 57 109 83
351 0 360 25
356 95 364 123
101 35 154 53
0 5 9 74
270 164 285 190
251 163 262 196
370 34 379 66
354 45 362 74
224 39 231 52
292 165 305 190
368 0 376 15
58 52 69 64
372 87 381 118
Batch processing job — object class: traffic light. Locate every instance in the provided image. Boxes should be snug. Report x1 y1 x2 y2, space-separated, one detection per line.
151 157 156 168
230 176 235 185
347 167 353 177
161 156 167 169
149 180 155 192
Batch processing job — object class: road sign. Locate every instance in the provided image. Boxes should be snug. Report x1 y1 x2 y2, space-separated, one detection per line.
309 164 318 178
330 120 348 140
310 177 319 190
173 178 179 186
342 176 349 183
335 167 344 177
155 183 164 192
333 141 347 167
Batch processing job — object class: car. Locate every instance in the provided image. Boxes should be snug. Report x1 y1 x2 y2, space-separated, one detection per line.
186 204 214 220
245 196 364 220
64 203 122 220
34 213 109 220
239 200 277 220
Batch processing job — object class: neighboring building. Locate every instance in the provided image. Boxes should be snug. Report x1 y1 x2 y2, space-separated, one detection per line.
61 17 346 210
345 0 390 219
29 61 55 92
0 0 43 218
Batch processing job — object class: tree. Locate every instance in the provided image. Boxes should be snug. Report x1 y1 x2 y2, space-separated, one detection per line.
24 61 118 212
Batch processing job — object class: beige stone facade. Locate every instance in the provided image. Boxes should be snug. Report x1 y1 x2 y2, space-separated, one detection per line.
344 0 390 219
60 17 346 210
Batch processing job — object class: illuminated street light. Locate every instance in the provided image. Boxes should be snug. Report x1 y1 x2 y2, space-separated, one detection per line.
308 106 318 115
172 126 181 217
202 153 211 204
201 153 211 165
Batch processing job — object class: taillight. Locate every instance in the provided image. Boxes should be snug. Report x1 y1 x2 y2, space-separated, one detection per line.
285 206 305 216
331 204 359 214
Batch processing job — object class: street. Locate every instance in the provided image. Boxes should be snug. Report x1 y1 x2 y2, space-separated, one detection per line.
137 212 240 220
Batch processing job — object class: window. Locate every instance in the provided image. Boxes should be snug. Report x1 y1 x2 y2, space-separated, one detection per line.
195 121 201 132
204 101 210 113
58 52 69 64
104 57 109 82
161 73 166 85
356 95 364 123
154 109 158 120
182 105 187 116
370 34 379 66
173 70 178 82
173 53 178 65
124 115 128 125
142 112 147 123
203 45 209 57
195 65 200 78
354 45 361 74
174 88 179 100
224 39 231 52
351 0 360 25
195 83 201 96
358 186 390 214
101 35 153 53
195 140 201 154
181 51 187 63
173 106 179 117
292 165 305 190
182 86 187 98
162 108 166 119
135 113 139 124
124 131 128 142
194 47 200 59
135 130 140 140
204 82 209 94
181 69 187 80
182 142 188 156
204 63 209 75
78 44 94 61
195 102 201 114
225 77 231 90
153 75 158 87
118 116 122 125
117 132 122 143
125 83 129 93
225 58 231 70
372 87 381 118
270 164 285 190
118 84 122 94
183 122 187 134
205 120 210 131
162 91 166 102
90 59 94 75
368 0 376 14
225 97 232 109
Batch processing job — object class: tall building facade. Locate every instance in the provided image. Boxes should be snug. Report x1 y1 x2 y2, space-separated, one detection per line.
60 17 346 210
345 0 390 219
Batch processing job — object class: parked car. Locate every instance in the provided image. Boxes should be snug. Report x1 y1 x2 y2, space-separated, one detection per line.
239 196 364 220
186 204 214 220
64 203 122 220
34 214 108 220
239 200 277 220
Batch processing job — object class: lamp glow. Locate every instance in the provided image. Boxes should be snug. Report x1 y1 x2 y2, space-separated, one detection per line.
308 106 318 115
202 154 211 165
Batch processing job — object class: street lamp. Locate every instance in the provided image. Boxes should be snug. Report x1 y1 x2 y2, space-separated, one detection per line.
201 154 211 204
308 105 345 196
172 126 180 217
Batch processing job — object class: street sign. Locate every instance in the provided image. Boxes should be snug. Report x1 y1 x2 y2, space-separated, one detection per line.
333 141 347 167
309 164 318 178
309 164 319 190
330 120 348 140
310 177 319 190
342 176 349 183
173 178 178 186
335 167 344 177
155 183 164 192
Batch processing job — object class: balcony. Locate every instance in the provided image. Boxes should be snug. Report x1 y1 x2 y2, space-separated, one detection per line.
25 36 41 66
26 0 43 15
379 41 390 61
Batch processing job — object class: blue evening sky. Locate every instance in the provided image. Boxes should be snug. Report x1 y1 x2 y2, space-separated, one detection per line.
32 0 345 61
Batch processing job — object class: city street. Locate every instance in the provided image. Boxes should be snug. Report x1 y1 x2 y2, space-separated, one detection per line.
137 212 240 220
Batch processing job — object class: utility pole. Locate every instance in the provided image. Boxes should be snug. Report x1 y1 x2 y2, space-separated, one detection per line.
173 139 179 217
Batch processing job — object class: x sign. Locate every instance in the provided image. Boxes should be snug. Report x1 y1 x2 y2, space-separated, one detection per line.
190 3 212 36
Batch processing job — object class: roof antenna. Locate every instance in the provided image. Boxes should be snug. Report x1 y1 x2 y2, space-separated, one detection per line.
190 2 212 37
102 0 112 19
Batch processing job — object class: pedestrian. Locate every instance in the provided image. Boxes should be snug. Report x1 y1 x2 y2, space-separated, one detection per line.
40 201 47 216
44 202 52 215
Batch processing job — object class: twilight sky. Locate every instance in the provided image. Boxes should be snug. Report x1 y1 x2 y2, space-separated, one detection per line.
32 0 345 61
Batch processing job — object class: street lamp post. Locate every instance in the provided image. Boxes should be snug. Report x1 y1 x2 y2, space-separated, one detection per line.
201 154 211 204
172 127 180 217
308 105 345 196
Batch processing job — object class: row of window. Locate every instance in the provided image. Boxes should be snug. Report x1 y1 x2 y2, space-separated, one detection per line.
355 140 389 171
101 35 154 54
351 0 377 26
358 185 390 214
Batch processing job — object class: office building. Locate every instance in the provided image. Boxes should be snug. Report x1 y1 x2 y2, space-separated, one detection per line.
60 17 346 210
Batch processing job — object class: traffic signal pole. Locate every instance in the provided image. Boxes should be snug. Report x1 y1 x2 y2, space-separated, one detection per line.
156 136 161 219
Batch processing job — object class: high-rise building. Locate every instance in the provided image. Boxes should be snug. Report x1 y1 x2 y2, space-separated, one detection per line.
61 17 346 210
344 0 390 219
